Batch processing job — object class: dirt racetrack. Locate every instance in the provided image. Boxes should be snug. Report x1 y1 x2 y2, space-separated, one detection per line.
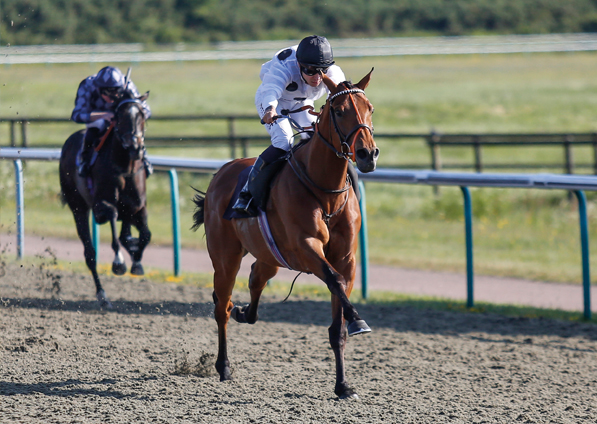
1 261 596 423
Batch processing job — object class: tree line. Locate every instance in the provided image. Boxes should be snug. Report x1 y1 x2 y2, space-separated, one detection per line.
3 0 597 46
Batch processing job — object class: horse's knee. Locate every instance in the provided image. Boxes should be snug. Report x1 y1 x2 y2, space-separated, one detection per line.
93 203 116 224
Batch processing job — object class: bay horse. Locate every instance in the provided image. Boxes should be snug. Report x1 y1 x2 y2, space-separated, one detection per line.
192 70 379 399
59 92 151 309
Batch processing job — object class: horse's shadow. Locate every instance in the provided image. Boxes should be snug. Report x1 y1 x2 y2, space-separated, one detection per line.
0 378 129 398
1 297 213 318
2 296 595 341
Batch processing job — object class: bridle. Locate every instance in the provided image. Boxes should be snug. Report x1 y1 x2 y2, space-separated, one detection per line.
316 85 374 161
113 98 146 151
288 84 373 224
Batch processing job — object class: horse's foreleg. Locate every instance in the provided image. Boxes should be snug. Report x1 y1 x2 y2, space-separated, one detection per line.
73 208 112 308
109 213 126 276
122 208 151 275
231 261 278 324
329 295 358 399
318 261 370 336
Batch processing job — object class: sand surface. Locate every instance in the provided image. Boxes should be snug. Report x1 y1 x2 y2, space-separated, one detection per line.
1 260 596 423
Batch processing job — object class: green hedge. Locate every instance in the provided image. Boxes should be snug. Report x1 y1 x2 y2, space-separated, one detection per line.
3 0 597 45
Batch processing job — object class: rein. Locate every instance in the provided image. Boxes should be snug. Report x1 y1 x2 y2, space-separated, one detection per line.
286 85 370 224
94 121 115 152
97 99 145 175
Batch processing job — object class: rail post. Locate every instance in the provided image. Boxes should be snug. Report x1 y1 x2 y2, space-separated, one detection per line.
358 180 369 300
592 132 597 175
429 131 441 195
564 135 574 174
13 159 24 259
241 138 248 158
92 214 99 264
460 186 474 308
169 169 181 276
21 121 28 147
228 117 237 158
10 120 16 147
573 190 591 320
473 135 482 173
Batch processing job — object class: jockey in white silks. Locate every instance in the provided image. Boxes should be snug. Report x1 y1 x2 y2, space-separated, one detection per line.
233 35 347 213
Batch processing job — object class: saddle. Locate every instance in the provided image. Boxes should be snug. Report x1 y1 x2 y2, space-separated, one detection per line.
223 154 289 220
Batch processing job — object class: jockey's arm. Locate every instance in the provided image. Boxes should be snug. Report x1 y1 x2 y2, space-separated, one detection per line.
89 111 114 122
261 106 277 124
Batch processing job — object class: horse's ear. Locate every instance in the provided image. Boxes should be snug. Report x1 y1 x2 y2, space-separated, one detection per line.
139 91 150 102
356 68 374 91
322 73 338 93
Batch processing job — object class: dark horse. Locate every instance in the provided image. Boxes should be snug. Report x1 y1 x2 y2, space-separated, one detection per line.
192 71 379 399
59 92 151 308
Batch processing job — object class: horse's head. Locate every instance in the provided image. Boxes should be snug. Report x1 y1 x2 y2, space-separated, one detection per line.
321 69 379 173
113 91 150 163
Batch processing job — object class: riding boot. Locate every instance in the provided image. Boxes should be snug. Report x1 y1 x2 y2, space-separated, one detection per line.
77 128 100 178
232 156 267 213
141 145 153 177
232 146 287 213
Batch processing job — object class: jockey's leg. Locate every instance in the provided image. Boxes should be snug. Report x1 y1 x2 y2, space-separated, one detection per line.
140 145 153 177
233 145 287 213
78 127 101 178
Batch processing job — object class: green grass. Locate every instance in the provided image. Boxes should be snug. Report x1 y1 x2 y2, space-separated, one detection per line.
3 52 597 287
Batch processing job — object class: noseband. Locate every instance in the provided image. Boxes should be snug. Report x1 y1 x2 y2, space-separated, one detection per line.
317 87 374 161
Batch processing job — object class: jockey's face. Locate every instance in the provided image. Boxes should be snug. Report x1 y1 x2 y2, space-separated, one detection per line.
99 86 123 104
300 64 328 87
101 93 116 104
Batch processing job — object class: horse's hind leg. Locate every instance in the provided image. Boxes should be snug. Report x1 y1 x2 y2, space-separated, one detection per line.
209 239 244 381
231 260 278 324
72 207 112 308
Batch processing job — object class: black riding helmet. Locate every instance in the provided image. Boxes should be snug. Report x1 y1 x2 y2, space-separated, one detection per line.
94 66 126 100
296 35 335 68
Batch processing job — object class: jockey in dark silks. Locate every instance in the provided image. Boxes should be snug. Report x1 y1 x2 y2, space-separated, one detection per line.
233 35 360 213
71 66 153 178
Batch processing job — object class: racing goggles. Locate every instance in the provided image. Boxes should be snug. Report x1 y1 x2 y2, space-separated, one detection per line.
300 65 329 76
100 86 124 99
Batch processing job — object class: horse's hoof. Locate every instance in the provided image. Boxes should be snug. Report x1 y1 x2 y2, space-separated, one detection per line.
347 320 371 336
336 385 359 400
112 262 127 276
97 290 113 309
339 391 360 400
230 305 247 323
130 262 144 276
219 371 232 382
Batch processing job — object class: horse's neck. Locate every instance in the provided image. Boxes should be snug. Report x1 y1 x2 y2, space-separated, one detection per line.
299 130 349 193
106 134 130 172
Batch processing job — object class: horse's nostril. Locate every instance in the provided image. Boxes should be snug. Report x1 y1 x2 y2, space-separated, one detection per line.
356 149 368 160
373 148 380 159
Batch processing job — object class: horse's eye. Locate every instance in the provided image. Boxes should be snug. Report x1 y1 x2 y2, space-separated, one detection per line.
335 109 343 118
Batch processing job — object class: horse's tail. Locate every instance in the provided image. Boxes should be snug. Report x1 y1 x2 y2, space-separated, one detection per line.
191 187 206 231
